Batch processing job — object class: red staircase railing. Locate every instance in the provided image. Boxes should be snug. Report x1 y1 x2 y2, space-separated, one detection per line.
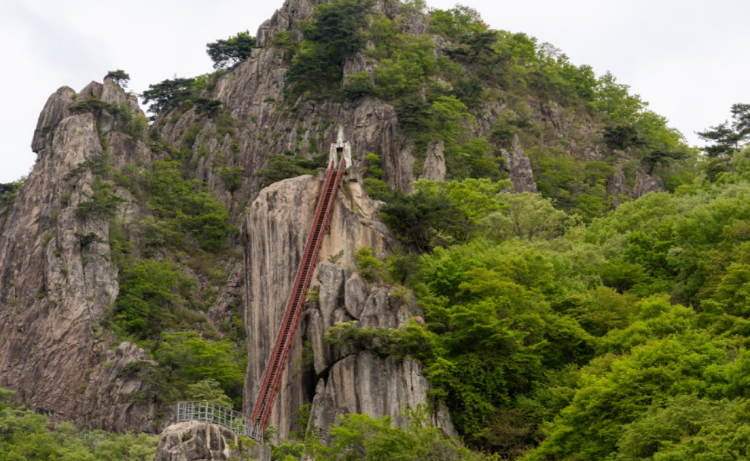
248 158 346 440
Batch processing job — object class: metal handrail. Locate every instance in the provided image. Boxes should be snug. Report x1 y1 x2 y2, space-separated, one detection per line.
175 401 256 438
247 159 345 440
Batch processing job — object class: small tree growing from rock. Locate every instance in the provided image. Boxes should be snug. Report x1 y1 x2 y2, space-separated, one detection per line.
105 69 131 89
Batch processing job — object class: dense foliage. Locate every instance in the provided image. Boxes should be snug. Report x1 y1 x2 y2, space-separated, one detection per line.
0 179 24 218
285 0 371 99
278 0 695 221
57 110 246 411
273 411 497 461
318 142 747 458
107 158 243 408
0 386 157 461
256 153 328 187
20 0 747 458
141 77 223 117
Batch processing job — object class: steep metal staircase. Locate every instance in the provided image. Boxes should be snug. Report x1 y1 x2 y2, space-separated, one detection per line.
247 155 347 441
173 128 351 441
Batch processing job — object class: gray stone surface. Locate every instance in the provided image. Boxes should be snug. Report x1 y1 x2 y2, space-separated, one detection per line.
508 135 538 193
155 421 271 461
635 167 662 197
420 141 447 181
0 81 156 432
344 274 368 319
31 86 75 153
242 175 393 440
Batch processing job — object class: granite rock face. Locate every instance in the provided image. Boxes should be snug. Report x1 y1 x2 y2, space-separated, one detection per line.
607 164 663 207
155 421 271 461
242 176 454 437
307 263 457 439
502 135 538 193
156 0 422 211
242 175 390 439
420 141 447 181
0 81 156 432
242 174 455 441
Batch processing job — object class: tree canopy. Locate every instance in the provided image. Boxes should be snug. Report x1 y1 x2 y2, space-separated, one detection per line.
206 31 256 69
105 69 130 88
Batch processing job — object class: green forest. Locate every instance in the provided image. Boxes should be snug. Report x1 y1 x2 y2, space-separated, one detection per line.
3 0 750 460
262 1 750 459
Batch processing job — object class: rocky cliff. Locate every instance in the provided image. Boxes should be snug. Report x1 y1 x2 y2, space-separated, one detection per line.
242 175 454 440
0 0 678 450
0 80 158 432
155 421 270 461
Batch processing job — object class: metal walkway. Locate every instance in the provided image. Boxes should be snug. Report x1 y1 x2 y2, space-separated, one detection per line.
247 156 346 440
175 401 250 436
175 128 350 441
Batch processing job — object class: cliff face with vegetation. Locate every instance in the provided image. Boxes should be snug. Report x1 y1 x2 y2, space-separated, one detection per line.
6 0 745 460
0 81 158 432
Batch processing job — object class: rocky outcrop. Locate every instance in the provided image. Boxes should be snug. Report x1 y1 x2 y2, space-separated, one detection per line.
242 173 453 440
634 168 661 197
306 263 457 439
607 163 663 207
31 86 76 153
83 342 159 432
420 141 447 181
155 421 270 461
502 136 538 193
0 81 155 432
242 175 392 439
2 0 671 453
157 0 422 211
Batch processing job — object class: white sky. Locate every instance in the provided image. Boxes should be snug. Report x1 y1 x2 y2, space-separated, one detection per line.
1 0 747 183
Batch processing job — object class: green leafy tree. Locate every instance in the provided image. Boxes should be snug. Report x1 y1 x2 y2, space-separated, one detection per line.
76 180 125 220
141 77 195 114
698 103 750 158
0 397 158 461
482 192 573 241
115 259 197 340
105 69 130 88
256 153 327 187
0 178 25 217
186 378 234 408
286 0 371 99
154 332 245 407
206 32 256 69
275 412 489 461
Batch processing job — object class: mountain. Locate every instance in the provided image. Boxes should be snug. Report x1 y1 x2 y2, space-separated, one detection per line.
7 0 746 460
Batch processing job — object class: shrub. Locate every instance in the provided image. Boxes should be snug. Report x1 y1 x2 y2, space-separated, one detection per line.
185 378 233 408
115 259 197 340
146 161 235 252
153 332 245 408
219 166 244 192
69 99 132 122
0 178 24 217
362 153 390 200
354 247 385 282
343 72 376 99
256 153 327 187
76 181 125 220
124 114 148 140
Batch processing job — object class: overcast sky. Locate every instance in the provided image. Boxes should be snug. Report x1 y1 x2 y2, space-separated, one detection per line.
1 0 747 183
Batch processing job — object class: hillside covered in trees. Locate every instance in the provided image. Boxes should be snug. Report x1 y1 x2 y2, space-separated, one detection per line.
1 0 749 460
